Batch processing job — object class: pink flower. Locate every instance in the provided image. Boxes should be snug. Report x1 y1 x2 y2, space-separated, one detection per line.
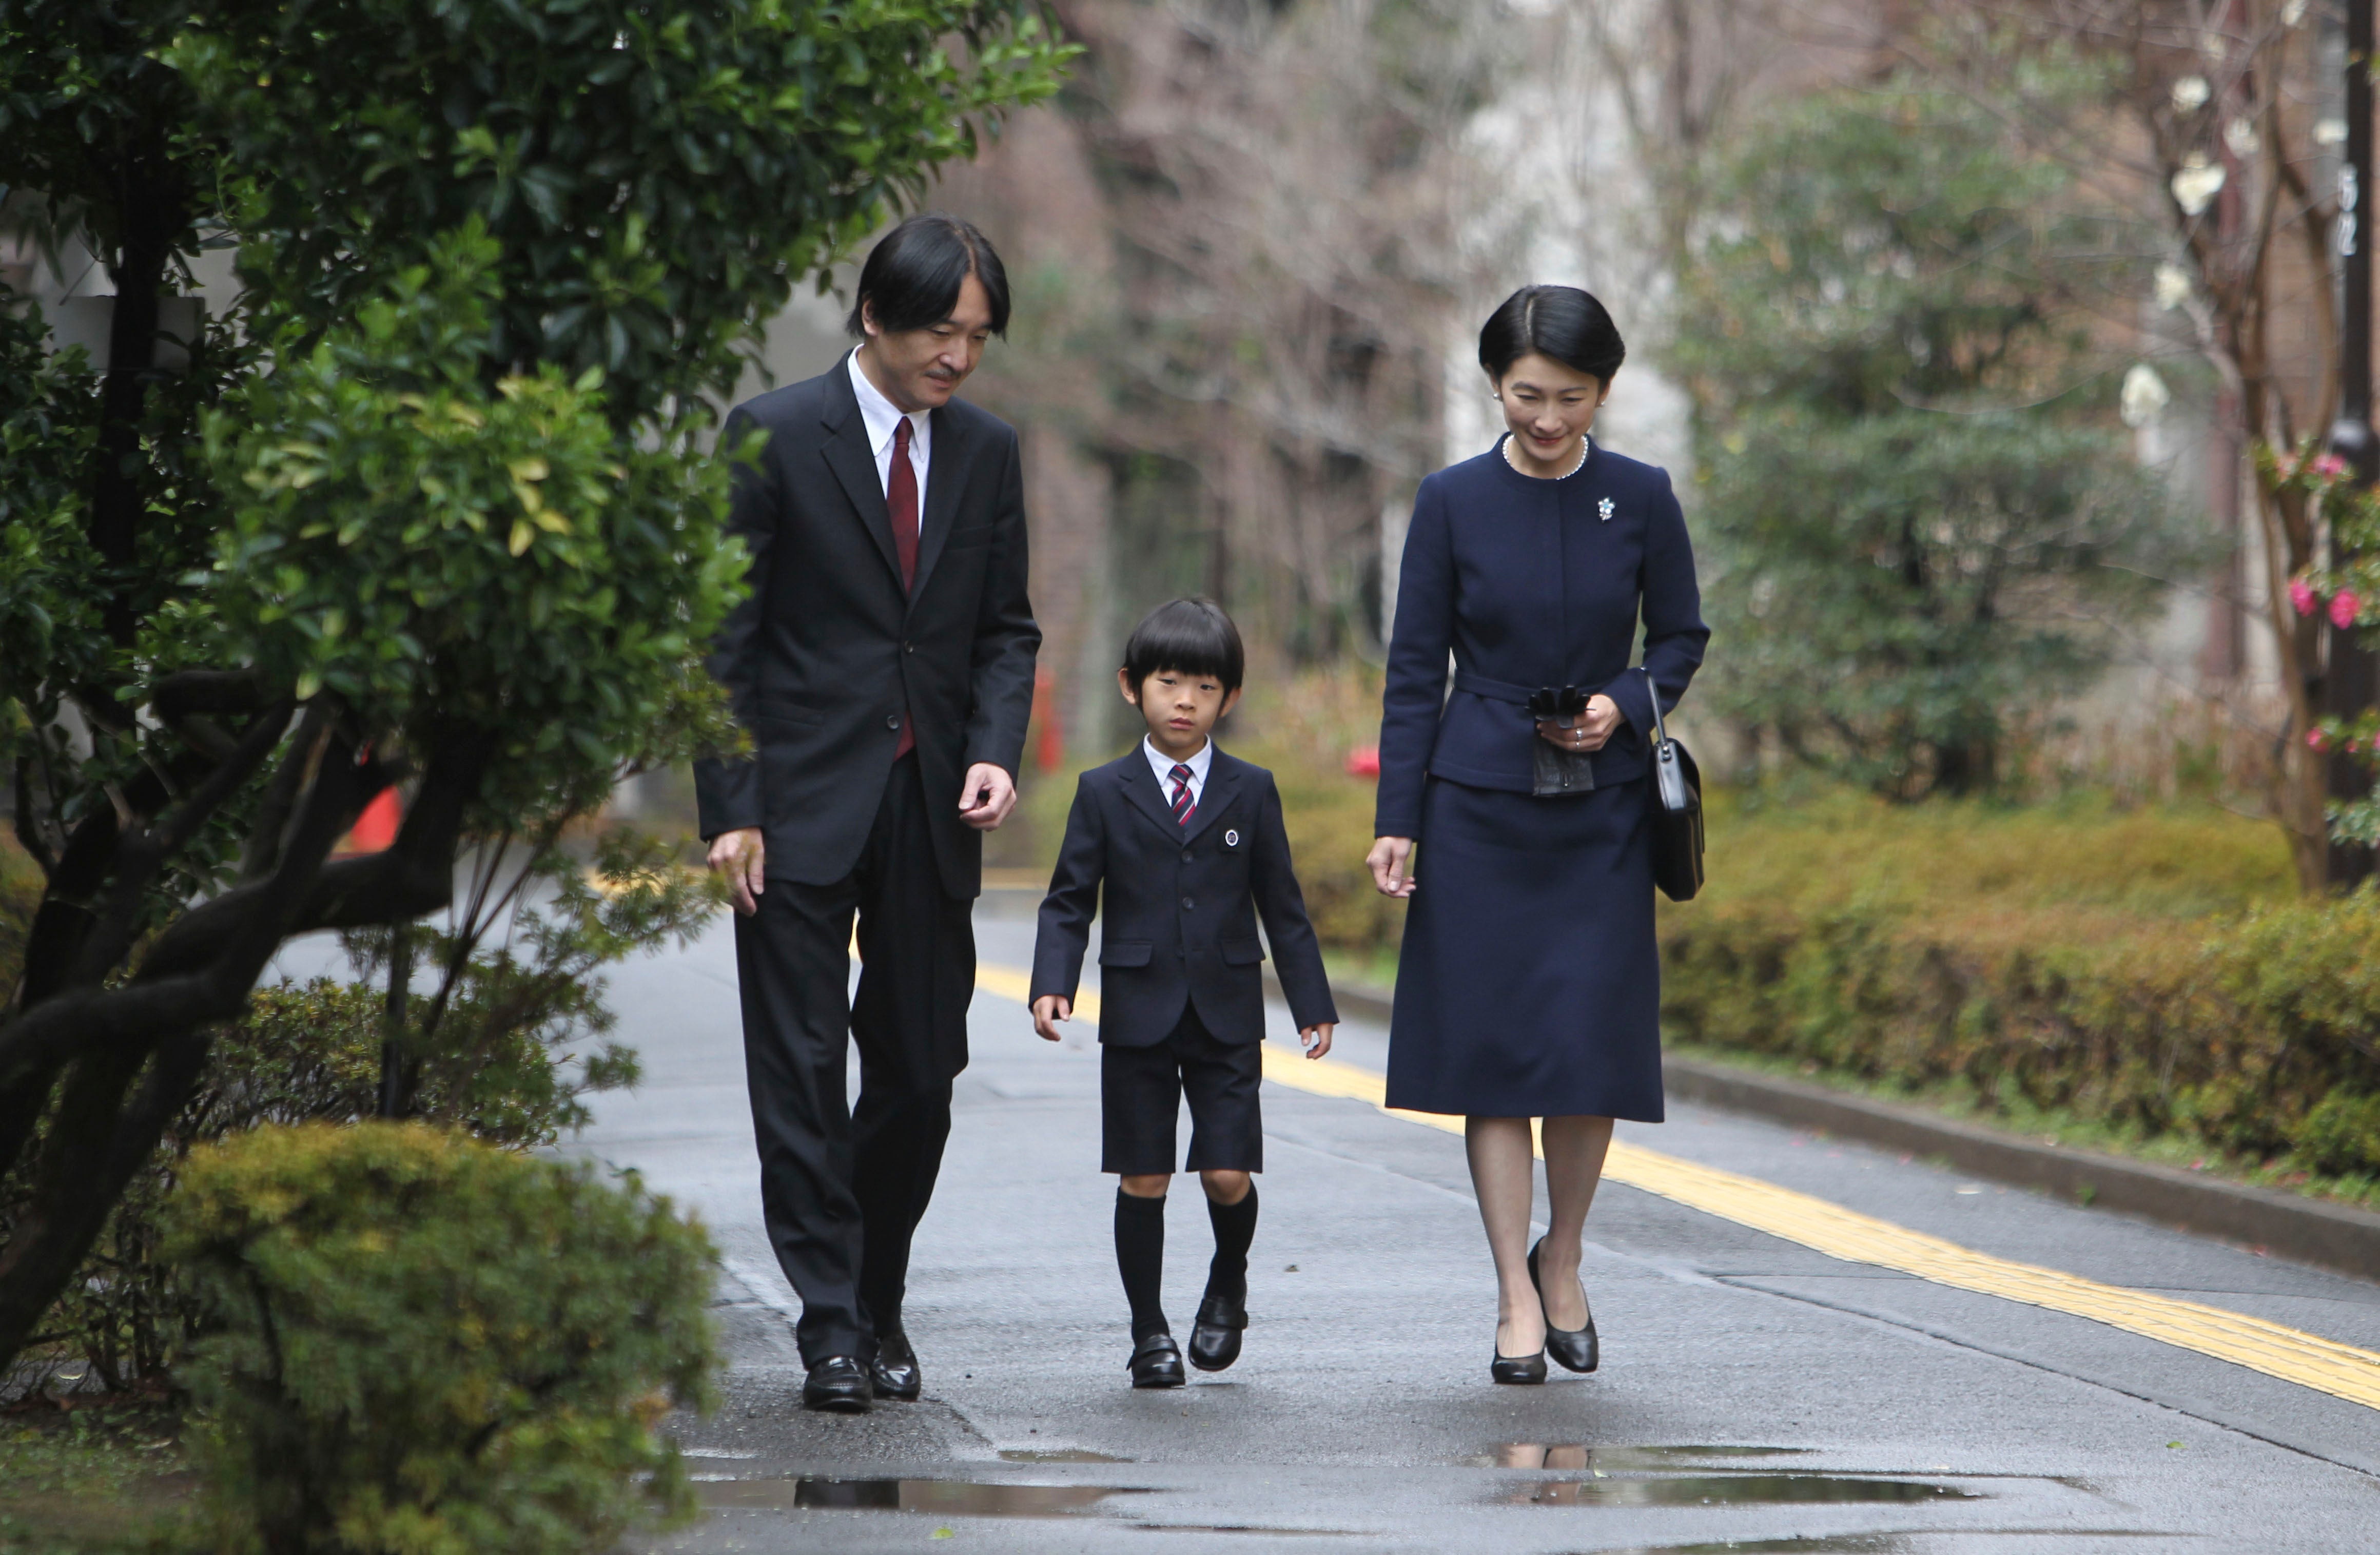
1344 745 1380 779
2308 727 2331 752
2332 589 2363 629
2291 578 2319 617
2314 453 2351 479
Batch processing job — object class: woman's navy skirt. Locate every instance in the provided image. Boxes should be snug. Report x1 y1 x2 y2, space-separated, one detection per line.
1384 775 1665 1121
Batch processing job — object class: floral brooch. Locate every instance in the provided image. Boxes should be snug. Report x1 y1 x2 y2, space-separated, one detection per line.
1598 496 1615 522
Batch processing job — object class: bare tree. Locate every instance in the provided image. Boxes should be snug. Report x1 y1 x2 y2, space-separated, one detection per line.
948 0 1516 706
1913 1 2349 888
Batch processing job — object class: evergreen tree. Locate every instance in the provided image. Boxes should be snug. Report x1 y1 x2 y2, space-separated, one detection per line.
1674 83 2186 796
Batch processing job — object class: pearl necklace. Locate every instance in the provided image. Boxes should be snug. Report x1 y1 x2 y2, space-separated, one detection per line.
1503 434 1588 480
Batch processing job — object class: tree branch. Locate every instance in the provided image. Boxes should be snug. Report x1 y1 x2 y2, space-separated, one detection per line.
60 699 296 995
0 1028 213 1366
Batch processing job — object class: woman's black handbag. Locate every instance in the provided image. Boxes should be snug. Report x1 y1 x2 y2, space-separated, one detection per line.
1642 668 1703 902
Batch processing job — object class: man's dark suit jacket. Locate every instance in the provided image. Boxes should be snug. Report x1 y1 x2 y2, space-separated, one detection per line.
694 362 1040 898
1031 747 1339 1048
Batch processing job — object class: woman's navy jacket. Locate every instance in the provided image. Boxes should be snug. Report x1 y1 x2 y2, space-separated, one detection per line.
1375 438 1709 840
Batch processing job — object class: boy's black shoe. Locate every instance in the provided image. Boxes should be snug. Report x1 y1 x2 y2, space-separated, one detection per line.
870 1331 922 1401
1128 1332 1186 1388
1187 1293 1247 1372
802 1356 872 1412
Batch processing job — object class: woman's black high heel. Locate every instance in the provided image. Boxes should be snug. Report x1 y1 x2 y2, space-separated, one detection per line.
1490 1347 1547 1385
1528 1238 1599 1373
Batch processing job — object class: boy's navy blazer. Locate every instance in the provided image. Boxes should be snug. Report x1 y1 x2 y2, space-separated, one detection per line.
1031 747 1338 1048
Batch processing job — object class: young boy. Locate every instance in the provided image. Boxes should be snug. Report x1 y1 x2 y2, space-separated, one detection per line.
1030 598 1338 1389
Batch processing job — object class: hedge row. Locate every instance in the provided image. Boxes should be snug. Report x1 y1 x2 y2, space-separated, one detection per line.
1659 890 2380 1178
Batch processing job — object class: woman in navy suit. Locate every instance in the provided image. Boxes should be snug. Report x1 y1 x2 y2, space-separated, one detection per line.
1367 286 1707 1384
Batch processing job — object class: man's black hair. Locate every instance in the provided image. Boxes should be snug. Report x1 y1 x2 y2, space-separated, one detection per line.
1122 597 1245 695
1477 284 1625 383
845 211 1012 337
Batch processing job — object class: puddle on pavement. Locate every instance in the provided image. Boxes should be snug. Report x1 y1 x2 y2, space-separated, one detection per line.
1467 1443 1813 1470
1498 1474 1980 1508
1607 1540 1908 1554
999 1448 1134 1464
697 1476 1151 1516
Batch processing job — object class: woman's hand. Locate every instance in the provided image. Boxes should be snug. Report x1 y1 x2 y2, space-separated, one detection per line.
1535 693 1623 754
1367 836 1416 898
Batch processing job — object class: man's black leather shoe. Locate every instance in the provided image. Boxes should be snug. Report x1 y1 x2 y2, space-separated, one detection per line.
1127 1332 1186 1389
1187 1293 1246 1372
870 1331 922 1401
802 1356 872 1413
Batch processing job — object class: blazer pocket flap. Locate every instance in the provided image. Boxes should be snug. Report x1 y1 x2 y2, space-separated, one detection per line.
754 704 825 735
1220 938 1266 966
1098 940 1154 967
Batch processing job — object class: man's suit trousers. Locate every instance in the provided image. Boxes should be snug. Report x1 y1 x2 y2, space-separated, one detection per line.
733 753 976 1364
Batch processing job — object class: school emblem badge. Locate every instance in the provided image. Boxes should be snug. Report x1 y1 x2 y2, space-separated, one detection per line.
1224 829 1240 847
1598 497 1615 522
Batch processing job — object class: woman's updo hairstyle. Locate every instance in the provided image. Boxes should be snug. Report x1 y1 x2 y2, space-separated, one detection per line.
1477 285 1625 384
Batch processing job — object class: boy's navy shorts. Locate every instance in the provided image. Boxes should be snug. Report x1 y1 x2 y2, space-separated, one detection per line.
1101 1003 1263 1174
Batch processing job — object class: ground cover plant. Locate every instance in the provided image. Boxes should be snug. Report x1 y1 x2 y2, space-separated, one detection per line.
0 1402 193 1553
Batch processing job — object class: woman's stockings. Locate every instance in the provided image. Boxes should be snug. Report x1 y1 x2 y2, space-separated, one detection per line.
1466 1114 1616 1352
1465 1117 1543 1357
1537 1115 1613 1330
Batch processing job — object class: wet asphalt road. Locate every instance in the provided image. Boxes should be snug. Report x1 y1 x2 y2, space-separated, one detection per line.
548 891 2380 1554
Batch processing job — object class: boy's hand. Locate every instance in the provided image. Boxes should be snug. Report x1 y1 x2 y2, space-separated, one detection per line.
1300 1022 1335 1059
1032 994 1072 1042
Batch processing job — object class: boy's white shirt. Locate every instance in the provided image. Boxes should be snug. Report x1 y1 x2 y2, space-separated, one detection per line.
1140 735 1213 808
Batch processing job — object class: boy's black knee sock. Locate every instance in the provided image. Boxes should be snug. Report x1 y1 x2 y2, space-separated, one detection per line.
1204 1182 1258 1306
1114 1189 1168 1342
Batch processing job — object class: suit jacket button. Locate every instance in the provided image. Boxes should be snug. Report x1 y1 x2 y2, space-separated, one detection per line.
904 641 915 653
1181 849 1194 864
1181 896 1195 910
885 714 901 730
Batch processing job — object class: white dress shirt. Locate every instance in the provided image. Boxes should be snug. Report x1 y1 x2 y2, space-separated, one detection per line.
846 347 931 508
1142 735 1213 809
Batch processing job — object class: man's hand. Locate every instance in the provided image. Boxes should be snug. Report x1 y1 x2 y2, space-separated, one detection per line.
707 827 766 917
1300 1022 1335 1059
1367 835 1415 898
959 762 1018 830
1032 994 1071 1042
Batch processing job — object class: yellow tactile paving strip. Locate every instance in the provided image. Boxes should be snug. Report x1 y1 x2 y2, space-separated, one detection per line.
973 963 2380 1412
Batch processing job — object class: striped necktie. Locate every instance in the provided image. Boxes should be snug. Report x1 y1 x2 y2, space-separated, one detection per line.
1168 763 1196 826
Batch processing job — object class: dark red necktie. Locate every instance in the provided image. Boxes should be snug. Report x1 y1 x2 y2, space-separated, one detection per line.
1169 763 1196 826
889 418 918 759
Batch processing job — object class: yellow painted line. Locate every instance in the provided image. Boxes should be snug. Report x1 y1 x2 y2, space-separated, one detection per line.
973 961 2380 1412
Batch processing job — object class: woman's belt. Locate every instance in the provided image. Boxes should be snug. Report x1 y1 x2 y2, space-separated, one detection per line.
1451 670 1538 704
1452 670 1599 795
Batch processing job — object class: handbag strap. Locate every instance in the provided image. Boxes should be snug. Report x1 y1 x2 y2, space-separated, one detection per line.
1642 666 1670 747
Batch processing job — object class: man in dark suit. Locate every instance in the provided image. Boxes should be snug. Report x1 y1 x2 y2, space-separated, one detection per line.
1029 599 1337 1387
697 213 1040 1413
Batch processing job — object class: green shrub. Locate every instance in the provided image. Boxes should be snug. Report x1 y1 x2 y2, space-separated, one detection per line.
168 1123 716 1555
1660 884 2380 1178
2295 1090 2380 1177
7 835 712 1400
